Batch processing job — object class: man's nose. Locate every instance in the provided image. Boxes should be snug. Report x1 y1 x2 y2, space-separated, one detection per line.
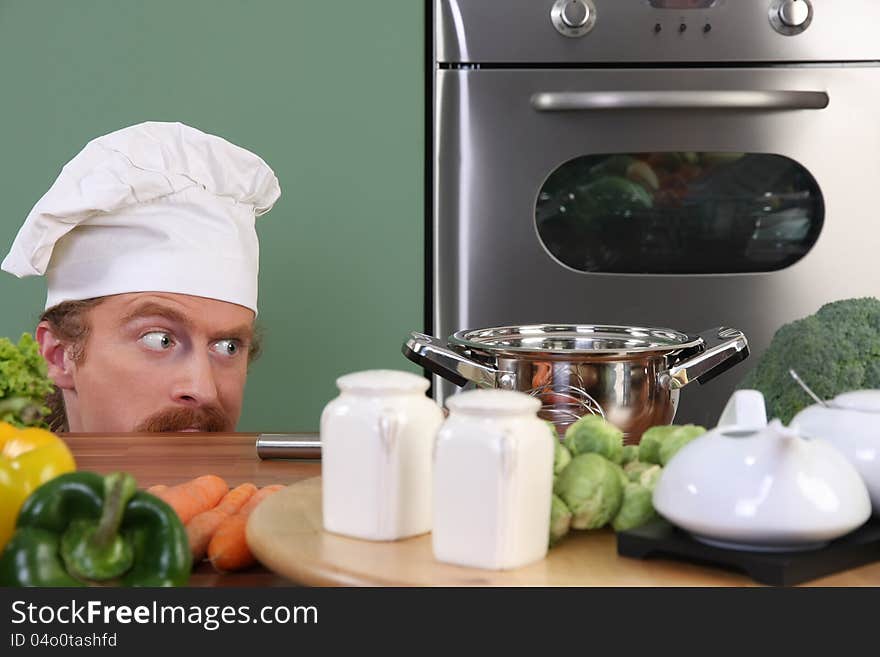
171 352 220 407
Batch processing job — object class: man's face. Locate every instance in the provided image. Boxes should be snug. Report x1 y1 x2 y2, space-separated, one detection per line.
62 292 255 432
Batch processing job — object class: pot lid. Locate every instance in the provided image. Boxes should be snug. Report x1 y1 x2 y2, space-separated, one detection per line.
336 369 429 394
450 324 702 355
446 389 542 416
831 389 880 413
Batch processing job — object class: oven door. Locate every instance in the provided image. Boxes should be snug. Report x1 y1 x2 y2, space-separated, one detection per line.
434 66 880 425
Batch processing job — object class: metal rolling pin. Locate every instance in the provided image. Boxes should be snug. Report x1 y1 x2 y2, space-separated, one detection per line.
255 433 322 460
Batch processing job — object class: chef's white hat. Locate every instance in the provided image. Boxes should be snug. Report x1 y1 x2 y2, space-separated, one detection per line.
1 121 280 314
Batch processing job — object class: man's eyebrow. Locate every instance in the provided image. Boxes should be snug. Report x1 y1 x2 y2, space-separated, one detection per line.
118 302 192 328
118 302 254 343
210 324 255 344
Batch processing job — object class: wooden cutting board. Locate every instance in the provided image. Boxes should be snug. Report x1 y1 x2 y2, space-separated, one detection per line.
246 478 880 586
246 477 748 586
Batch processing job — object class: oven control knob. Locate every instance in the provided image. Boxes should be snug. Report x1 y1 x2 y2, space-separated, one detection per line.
562 1 589 28
769 0 812 35
779 0 810 27
551 0 597 38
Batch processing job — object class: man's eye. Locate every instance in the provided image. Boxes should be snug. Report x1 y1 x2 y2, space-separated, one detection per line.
211 339 241 357
140 331 174 351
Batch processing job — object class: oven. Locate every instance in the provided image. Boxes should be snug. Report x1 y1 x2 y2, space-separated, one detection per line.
428 0 880 426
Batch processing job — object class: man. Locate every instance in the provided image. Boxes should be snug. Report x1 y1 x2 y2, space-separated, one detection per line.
1 121 281 432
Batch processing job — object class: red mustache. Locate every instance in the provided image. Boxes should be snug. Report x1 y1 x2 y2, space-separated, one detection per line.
135 405 230 433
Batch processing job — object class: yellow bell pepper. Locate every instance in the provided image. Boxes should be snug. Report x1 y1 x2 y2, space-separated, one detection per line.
0 422 76 550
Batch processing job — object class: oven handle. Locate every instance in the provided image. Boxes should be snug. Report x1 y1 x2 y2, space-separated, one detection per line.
530 90 829 111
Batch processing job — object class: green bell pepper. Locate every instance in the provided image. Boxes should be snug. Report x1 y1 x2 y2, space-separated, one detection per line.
0 471 191 587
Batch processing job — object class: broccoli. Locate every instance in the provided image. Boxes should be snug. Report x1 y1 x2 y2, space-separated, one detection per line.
0 334 53 427
739 297 880 423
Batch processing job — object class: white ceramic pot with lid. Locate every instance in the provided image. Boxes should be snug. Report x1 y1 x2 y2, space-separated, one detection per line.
653 418 871 551
432 389 555 570
320 369 444 541
793 390 880 517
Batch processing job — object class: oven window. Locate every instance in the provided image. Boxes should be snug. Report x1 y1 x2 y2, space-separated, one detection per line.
535 152 824 274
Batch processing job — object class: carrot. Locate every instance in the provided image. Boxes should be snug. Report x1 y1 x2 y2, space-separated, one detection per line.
207 484 285 572
146 484 169 495
185 483 257 562
149 475 229 524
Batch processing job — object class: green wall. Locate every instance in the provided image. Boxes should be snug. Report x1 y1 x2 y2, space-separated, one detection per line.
0 0 424 431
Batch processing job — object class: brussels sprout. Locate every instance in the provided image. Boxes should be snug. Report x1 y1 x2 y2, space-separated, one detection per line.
637 426 667 465
610 460 628 490
554 440 572 477
638 424 706 465
658 425 706 466
620 445 639 466
623 461 661 488
638 464 662 491
554 453 624 530
564 415 624 464
612 483 657 532
549 494 572 547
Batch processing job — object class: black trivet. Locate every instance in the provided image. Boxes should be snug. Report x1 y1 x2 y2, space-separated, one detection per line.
616 518 880 586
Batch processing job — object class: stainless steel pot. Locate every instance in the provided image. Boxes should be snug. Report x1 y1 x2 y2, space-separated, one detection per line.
403 325 749 443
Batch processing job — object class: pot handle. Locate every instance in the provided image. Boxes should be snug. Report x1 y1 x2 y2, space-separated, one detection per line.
402 332 497 388
665 327 750 390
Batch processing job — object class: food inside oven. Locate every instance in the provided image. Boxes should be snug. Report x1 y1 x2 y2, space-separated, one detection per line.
535 152 824 274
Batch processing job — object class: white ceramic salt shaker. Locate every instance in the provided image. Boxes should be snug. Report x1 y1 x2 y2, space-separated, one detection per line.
432 389 555 570
321 369 444 541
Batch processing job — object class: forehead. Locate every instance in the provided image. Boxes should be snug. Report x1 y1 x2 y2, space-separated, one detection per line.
89 292 256 331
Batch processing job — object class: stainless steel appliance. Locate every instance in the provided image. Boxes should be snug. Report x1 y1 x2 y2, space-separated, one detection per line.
428 0 880 427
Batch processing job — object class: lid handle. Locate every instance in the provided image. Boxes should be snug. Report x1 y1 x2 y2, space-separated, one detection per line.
402 332 497 388
666 327 749 389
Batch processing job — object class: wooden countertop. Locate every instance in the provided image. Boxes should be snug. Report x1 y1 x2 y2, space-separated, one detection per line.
63 432 320 587
61 433 880 588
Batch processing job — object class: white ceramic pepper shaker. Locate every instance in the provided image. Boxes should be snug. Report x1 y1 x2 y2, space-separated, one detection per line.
321 369 444 541
432 389 555 570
